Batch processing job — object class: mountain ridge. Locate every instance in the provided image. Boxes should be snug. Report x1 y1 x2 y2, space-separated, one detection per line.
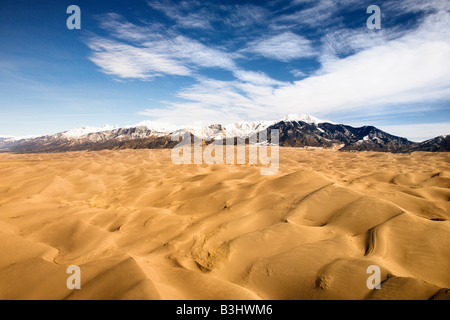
1 115 448 153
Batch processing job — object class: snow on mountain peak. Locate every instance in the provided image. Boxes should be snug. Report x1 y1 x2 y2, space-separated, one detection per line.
134 114 325 140
134 120 181 134
63 125 119 138
281 114 324 124
222 120 273 137
0 135 38 141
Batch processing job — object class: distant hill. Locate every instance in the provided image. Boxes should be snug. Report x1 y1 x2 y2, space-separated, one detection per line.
411 135 450 152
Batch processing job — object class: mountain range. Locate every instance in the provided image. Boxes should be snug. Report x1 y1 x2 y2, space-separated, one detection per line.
0 115 448 153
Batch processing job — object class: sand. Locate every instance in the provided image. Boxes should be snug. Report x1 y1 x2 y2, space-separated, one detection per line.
0 148 449 300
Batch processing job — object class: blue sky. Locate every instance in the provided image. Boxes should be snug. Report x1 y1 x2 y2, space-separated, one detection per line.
0 0 449 141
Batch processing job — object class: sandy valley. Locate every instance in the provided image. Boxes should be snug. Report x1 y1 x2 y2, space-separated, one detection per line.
0 148 449 300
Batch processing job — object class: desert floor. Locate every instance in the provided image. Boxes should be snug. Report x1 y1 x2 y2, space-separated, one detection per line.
0 148 449 300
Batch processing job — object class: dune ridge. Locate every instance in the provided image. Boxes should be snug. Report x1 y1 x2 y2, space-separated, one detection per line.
0 148 449 300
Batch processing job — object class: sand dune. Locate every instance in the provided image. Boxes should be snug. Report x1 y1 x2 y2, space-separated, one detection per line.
0 148 449 300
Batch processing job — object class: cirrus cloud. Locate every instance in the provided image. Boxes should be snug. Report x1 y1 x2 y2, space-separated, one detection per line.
243 31 317 61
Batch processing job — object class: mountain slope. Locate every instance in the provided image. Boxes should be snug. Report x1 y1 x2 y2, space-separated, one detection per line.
262 121 417 152
1 115 447 153
412 135 450 152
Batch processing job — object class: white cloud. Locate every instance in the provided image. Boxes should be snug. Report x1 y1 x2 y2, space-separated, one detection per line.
232 70 284 86
319 27 400 66
96 13 162 43
244 32 316 61
148 0 214 30
177 13 213 29
148 0 269 30
383 0 450 15
277 11 450 112
268 24 450 115
139 76 282 125
86 16 237 80
87 37 192 79
159 36 236 70
221 4 268 28
290 69 307 78
274 0 357 29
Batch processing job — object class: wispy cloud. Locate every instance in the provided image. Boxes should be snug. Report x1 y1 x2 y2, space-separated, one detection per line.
290 69 307 78
96 13 164 43
257 12 450 115
148 0 215 30
139 75 285 125
86 15 237 80
243 31 316 61
148 0 270 31
320 27 395 64
220 4 269 28
87 37 192 79
272 0 359 29
232 70 285 86
383 0 450 15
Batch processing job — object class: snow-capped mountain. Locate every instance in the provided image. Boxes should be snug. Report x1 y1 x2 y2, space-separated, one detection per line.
0 135 37 149
133 114 323 141
0 137 15 150
0 115 447 153
183 120 274 141
280 114 325 125
62 125 119 138
131 121 181 136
